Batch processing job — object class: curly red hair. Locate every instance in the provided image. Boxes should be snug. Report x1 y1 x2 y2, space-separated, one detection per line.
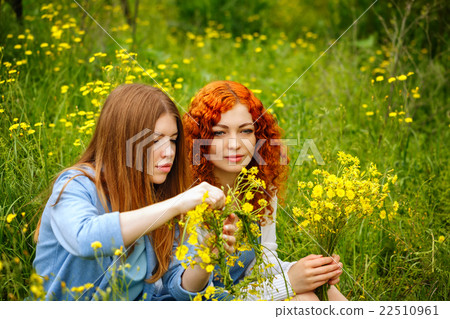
183 81 289 223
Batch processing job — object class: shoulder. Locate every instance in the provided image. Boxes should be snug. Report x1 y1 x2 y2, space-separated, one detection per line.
51 166 97 200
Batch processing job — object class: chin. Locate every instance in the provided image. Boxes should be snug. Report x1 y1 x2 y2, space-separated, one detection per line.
150 174 168 184
217 163 246 174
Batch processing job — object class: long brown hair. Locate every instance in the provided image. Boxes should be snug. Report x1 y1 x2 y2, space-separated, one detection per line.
34 83 189 283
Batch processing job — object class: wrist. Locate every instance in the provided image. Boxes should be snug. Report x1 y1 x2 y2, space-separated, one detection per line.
167 194 186 217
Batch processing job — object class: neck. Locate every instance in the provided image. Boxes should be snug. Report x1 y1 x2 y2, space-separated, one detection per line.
213 167 239 192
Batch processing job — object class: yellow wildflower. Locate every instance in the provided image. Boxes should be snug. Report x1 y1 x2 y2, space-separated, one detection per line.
292 207 302 217
258 198 268 207
336 189 345 197
193 294 202 301
242 203 254 214
391 175 398 184
312 185 323 198
205 264 214 273
397 75 407 81
91 241 102 250
325 202 334 209
114 246 123 256
393 201 399 212
6 213 17 223
380 210 386 219
346 189 355 200
187 233 198 245
175 245 189 260
438 236 445 243
245 192 254 200
204 286 215 299
60 85 69 94
299 220 309 228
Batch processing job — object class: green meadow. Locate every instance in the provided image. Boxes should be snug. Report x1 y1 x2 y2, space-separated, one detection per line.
0 0 448 300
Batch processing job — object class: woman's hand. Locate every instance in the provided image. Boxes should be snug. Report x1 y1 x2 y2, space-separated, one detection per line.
177 182 226 213
327 255 343 285
202 213 237 257
287 254 343 294
181 214 237 293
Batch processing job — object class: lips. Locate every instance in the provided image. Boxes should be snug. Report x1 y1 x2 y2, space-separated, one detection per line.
225 155 244 163
156 163 172 173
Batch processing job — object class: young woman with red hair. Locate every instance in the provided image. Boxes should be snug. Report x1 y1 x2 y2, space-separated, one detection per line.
33 83 235 300
183 81 347 300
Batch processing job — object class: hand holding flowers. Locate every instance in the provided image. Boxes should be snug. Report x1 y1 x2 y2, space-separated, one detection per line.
288 254 343 295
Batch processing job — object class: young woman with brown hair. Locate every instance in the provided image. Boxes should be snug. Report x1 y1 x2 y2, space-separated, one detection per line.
33 83 235 300
183 81 347 301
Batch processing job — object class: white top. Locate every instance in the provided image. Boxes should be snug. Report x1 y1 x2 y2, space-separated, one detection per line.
242 196 296 300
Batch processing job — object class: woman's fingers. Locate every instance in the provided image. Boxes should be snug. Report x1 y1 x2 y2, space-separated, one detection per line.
302 254 323 261
224 213 237 226
223 221 237 236
307 254 341 268
312 268 342 283
307 256 335 268
311 262 341 276
329 263 343 281
198 182 226 210
328 277 340 285
204 193 225 210
222 234 236 254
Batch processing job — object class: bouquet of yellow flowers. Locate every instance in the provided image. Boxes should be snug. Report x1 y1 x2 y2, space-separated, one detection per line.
176 167 274 300
293 151 398 300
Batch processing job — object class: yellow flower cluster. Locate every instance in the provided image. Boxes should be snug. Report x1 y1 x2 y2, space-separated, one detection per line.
294 151 398 253
29 273 46 299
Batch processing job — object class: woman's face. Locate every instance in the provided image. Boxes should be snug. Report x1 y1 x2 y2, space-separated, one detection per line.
210 103 256 177
149 113 178 184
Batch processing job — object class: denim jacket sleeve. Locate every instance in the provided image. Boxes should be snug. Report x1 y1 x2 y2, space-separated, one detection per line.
48 170 124 258
163 226 213 300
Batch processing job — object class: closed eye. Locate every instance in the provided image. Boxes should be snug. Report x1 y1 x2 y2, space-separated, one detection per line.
213 131 225 136
242 129 254 134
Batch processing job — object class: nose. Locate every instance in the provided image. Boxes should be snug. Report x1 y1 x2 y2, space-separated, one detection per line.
227 137 241 151
161 139 175 158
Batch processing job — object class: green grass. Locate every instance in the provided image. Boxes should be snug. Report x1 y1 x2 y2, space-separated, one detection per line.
0 0 448 300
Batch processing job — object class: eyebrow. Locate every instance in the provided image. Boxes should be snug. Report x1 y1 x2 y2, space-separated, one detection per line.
154 132 178 137
213 122 254 129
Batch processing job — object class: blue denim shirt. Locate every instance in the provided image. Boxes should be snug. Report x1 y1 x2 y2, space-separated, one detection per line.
33 168 211 300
